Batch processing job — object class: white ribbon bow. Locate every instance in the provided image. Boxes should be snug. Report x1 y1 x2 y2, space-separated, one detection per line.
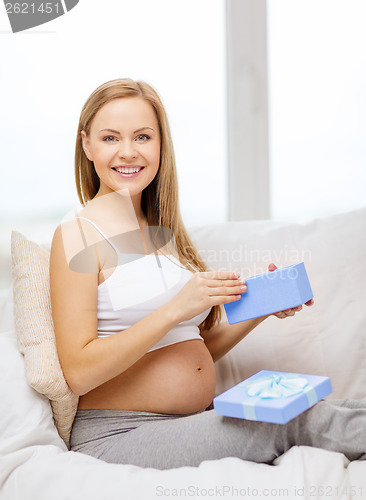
247 374 308 399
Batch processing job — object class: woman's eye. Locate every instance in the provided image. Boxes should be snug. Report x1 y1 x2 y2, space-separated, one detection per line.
103 136 117 142
136 134 150 142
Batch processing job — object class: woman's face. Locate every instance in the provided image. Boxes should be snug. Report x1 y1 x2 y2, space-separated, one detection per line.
81 97 161 203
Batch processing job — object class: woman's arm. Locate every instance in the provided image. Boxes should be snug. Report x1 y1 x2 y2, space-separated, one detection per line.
200 314 269 362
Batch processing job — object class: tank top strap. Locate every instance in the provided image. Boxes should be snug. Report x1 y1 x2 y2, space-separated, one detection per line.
75 216 120 254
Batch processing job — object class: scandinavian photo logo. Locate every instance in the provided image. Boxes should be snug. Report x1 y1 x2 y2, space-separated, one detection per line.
4 0 79 33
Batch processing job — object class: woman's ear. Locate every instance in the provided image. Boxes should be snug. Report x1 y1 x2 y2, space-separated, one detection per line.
81 130 93 161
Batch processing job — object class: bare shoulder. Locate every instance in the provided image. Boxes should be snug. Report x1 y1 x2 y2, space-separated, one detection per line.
50 218 103 276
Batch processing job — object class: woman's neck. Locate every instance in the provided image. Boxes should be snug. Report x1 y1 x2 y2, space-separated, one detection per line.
90 189 147 227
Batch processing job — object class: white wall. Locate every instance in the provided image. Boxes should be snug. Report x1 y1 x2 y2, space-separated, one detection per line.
226 0 270 221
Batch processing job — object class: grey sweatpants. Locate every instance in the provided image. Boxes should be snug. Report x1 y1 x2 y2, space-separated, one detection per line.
69 399 366 470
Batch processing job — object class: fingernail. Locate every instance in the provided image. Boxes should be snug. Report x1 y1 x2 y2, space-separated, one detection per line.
241 285 247 292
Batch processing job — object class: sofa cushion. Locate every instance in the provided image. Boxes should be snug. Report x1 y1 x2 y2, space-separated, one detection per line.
11 231 79 449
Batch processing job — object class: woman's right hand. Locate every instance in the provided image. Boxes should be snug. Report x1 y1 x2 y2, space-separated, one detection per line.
169 271 246 323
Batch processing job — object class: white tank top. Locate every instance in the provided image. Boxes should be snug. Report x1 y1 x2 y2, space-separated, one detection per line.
76 217 211 352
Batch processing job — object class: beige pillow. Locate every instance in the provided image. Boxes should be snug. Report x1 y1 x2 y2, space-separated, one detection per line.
11 231 79 449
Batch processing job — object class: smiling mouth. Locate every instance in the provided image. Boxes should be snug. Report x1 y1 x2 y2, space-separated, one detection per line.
112 167 145 178
112 166 144 174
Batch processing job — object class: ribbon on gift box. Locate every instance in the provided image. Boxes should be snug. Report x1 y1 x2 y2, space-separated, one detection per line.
239 373 319 421
247 373 308 398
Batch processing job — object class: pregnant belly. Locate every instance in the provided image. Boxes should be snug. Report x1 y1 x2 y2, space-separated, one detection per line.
77 339 217 414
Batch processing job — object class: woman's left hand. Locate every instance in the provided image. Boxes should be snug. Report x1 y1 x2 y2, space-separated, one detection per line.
268 263 314 319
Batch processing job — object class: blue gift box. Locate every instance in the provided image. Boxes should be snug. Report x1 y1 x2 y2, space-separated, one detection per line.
224 262 313 324
213 370 332 424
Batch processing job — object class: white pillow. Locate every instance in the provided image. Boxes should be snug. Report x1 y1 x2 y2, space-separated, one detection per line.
0 330 66 454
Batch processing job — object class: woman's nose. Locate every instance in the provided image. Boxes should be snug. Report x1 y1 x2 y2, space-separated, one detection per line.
117 140 137 159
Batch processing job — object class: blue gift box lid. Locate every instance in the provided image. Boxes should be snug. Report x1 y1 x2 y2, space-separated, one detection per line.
224 262 314 324
213 370 332 424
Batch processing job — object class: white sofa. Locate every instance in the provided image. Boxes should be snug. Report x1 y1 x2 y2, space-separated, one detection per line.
1 207 366 500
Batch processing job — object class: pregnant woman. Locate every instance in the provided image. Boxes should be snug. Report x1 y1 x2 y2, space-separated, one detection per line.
50 78 366 469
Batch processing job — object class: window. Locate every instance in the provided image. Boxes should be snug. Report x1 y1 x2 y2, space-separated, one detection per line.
268 0 366 221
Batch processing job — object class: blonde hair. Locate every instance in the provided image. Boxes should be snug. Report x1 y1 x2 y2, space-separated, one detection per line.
74 78 221 332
